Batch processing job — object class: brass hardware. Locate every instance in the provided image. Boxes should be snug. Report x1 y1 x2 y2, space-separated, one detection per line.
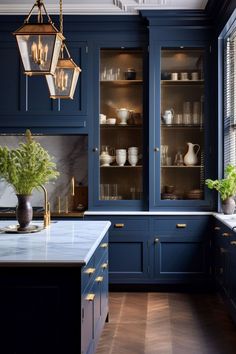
176 224 187 228
86 294 95 301
220 247 227 254
230 241 236 246
96 276 104 283
222 232 230 237
101 262 108 270
41 185 51 228
154 147 160 152
100 243 108 248
93 147 98 152
114 223 124 228
214 226 221 230
155 238 159 243
85 268 96 275
220 267 223 274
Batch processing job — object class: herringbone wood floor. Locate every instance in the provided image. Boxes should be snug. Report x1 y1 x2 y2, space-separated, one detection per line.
96 292 236 354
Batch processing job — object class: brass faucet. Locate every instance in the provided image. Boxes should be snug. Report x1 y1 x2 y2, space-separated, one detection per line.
40 185 51 228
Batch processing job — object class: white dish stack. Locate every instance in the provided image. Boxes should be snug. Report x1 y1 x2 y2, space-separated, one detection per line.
116 149 127 166
128 147 138 166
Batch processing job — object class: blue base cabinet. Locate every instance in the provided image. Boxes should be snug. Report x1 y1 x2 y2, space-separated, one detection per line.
213 219 236 324
85 215 211 285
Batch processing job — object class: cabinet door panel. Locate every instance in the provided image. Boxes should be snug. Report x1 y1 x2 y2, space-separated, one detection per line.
109 233 149 281
159 241 205 273
27 75 54 113
0 43 21 114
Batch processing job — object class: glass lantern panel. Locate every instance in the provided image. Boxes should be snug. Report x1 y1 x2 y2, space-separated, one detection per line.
46 68 74 97
16 35 57 73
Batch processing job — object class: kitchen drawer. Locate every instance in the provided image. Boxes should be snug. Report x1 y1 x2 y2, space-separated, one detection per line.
152 216 209 238
85 216 149 233
82 251 108 294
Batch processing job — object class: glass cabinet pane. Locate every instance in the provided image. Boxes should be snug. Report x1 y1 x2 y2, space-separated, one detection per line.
160 48 205 201
99 48 143 201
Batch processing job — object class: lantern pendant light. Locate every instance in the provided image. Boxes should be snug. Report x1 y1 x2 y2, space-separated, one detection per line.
45 0 81 99
13 0 64 76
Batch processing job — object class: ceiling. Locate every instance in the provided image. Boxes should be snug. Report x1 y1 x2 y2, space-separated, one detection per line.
0 0 209 15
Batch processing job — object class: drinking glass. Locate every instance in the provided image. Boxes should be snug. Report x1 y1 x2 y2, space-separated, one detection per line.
193 102 200 125
183 101 192 125
110 184 118 200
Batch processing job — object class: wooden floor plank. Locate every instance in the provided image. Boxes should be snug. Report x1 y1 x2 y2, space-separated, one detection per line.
96 292 236 354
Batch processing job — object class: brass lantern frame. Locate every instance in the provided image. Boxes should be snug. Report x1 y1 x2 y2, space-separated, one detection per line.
13 0 64 76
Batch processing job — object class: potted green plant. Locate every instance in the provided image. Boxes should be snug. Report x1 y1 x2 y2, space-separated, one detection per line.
0 130 59 230
205 164 236 214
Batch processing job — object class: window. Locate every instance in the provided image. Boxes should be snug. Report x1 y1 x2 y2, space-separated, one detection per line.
224 27 236 169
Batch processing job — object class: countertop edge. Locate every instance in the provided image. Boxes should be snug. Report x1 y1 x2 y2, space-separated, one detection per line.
85 211 214 215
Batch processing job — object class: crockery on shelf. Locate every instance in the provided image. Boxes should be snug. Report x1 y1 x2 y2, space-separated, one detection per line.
106 118 116 125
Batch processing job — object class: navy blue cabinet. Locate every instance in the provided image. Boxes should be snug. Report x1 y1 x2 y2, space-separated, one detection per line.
213 219 236 324
151 216 210 283
0 33 88 131
85 214 211 285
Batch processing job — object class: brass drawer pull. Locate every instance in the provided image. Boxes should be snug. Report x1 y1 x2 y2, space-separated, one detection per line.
96 276 104 283
155 238 159 243
101 262 108 270
100 243 108 248
214 226 221 230
222 232 230 237
114 223 124 228
176 224 187 228
220 247 227 253
230 241 236 246
86 294 95 301
85 267 96 275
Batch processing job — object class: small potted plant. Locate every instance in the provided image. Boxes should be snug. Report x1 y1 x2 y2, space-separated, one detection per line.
205 164 236 215
0 130 59 230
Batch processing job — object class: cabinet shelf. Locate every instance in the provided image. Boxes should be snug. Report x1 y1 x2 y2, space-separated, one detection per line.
161 80 204 86
161 124 204 129
101 165 142 168
161 165 203 168
100 124 142 129
100 80 143 86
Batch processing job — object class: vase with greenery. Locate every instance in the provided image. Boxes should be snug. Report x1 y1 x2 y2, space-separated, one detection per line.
0 130 59 230
205 164 236 214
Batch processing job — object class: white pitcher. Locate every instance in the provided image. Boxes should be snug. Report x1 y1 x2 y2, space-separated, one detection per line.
183 142 200 166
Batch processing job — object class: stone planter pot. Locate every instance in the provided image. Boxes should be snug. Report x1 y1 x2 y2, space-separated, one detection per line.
221 197 236 215
16 194 33 231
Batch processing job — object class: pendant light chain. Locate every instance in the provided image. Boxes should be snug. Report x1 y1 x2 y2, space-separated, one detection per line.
60 0 63 36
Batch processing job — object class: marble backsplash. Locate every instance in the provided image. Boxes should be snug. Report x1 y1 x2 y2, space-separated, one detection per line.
0 135 88 212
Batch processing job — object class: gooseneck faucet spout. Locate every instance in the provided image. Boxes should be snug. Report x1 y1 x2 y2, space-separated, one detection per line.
40 184 51 228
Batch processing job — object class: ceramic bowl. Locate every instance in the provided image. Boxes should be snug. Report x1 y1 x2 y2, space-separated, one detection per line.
106 118 116 125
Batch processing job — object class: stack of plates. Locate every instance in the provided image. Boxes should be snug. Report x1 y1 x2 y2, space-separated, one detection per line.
186 189 203 200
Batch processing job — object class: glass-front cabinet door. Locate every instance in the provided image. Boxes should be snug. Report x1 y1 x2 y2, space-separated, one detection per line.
98 48 144 207
154 45 210 208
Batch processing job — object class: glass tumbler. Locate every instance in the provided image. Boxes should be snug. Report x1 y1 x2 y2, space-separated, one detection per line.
193 102 200 125
183 101 192 125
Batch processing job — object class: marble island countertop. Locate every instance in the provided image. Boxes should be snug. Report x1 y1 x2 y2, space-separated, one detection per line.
0 220 111 265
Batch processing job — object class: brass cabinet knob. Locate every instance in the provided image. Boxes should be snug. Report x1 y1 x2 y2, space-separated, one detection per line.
176 224 187 228
114 223 124 228
155 238 159 243
85 267 96 275
100 243 108 248
222 232 230 237
101 262 108 270
86 294 95 301
230 241 236 246
154 147 160 152
214 226 221 230
96 276 104 283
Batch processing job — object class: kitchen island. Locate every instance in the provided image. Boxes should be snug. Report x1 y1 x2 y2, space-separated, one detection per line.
0 220 110 354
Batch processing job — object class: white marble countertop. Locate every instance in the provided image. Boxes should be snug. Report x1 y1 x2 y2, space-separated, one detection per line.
0 220 111 265
85 211 213 215
213 213 236 231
